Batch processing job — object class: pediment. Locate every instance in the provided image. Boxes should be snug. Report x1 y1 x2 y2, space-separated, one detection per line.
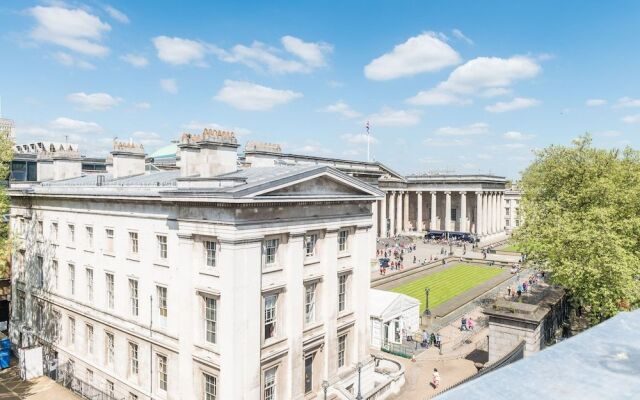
259 175 371 197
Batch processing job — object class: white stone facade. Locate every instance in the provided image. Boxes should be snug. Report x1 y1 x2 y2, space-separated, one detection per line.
504 187 523 232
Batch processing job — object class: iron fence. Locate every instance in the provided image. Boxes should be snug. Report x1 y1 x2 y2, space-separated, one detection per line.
55 362 124 400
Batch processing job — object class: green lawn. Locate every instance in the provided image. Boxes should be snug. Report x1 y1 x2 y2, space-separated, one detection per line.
389 264 503 313
497 242 521 253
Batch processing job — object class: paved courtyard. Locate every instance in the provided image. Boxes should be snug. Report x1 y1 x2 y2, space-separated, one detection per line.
0 362 79 400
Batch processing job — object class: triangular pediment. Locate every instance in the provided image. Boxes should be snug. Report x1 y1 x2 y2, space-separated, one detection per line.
261 175 369 197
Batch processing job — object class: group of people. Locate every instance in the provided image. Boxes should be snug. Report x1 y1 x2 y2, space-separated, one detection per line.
377 239 419 276
460 316 475 331
420 330 441 349
506 271 544 298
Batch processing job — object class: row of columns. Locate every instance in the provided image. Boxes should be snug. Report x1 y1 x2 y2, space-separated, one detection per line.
378 190 504 237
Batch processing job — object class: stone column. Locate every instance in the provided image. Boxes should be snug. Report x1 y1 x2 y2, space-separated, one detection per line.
380 193 387 238
389 192 396 237
430 192 437 230
460 191 467 232
493 192 498 233
500 192 505 232
396 192 404 234
490 192 496 234
475 192 483 235
403 191 410 231
444 191 451 232
483 192 489 235
416 191 423 232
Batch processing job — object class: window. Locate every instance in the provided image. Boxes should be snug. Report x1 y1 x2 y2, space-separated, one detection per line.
157 286 168 323
129 231 139 254
68 224 75 244
86 268 93 301
204 241 216 267
52 260 59 291
304 283 316 324
338 334 347 368
68 264 75 296
105 332 115 366
86 369 93 384
106 381 114 397
33 301 43 330
204 373 217 400
51 222 58 242
265 239 278 265
105 273 114 309
304 234 317 257
451 208 457 221
505 208 510 216
15 290 25 321
338 230 348 252
157 354 167 391
338 274 347 312
516 219 520 227
86 226 93 248
68 317 75 346
205 297 217 344
264 367 277 400
128 342 139 377
264 294 277 340
128 393 138 400
37 220 43 236
506 219 510 227
35 256 44 289
304 354 313 394
157 235 168 259
105 228 114 253
85 324 94 355
52 311 61 341
129 279 139 317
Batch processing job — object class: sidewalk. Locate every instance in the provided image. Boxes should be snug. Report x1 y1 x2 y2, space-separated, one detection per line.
0 363 79 400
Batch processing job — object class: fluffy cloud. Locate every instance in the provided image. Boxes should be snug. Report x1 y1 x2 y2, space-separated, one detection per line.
485 97 540 113
182 121 251 136
121 53 148 68
408 56 541 106
53 52 95 69
153 36 208 66
366 108 422 127
67 92 122 111
49 117 103 133
29 6 111 57
503 131 535 140
214 80 302 111
160 79 178 94
341 133 378 144
364 32 461 80
614 97 640 108
319 101 361 119
586 99 606 106
281 35 333 67
622 114 640 124
452 29 474 45
104 5 129 24
434 122 488 136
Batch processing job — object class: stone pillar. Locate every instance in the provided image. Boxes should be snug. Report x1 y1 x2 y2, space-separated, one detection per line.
444 191 451 232
491 192 497 234
430 192 437 230
396 192 403 234
492 192 498 233
416 191 423 232
372 200 378 242
460 191 467 232
475 192 483 235
403 191 410 231
380 193 387 238
389 192 396 237
483 192 489 236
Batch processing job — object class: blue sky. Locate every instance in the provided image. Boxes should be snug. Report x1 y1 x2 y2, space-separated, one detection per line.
2 1 640 179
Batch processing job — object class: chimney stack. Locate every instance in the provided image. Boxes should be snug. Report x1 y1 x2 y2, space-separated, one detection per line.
111 140 145 179
178 129 239 178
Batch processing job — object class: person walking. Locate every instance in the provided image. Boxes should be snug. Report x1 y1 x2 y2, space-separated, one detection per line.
431 368 441 388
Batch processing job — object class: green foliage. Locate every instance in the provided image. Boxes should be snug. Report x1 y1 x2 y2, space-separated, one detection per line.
0 128 12 278
513 134 640 320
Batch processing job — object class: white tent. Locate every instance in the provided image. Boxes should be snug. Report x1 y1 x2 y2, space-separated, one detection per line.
369 289 421 350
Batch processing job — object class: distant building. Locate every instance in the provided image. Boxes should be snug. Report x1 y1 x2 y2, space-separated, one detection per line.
504 185 523 232
0 118 15 140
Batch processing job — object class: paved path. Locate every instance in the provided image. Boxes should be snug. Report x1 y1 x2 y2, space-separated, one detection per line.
0 363 79 400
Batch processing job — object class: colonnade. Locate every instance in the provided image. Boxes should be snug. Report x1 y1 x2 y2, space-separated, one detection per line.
377 190 505 237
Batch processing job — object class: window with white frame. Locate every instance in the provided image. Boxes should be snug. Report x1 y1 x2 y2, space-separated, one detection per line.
51 260 59 292
106 381 114 397
204 373 217 400
105 332 115 366
506 219 510 227
16 290 25 321
204 241 216 268
52 311 61 341
157 235 168 259
33 301 43 330
86 369 93 384
37 220 43 236
129 279 139 317
157 286 168 324
304 354 313 394
338 274 348 312
68 264 75 296
265 238 278 265
129 231 139 254
338 230 348 252
338 333 347 368
68 317 75 346
36 256 44 289
264 294 277 340
86 324 94 355
128 341 139 377
105 228 114 253
86 226 93 248
264 367 277 400
105 273 114 309
304 234 317 257
68 224 75 245
51 222 58 242
205 297 217 344
86 268 93 301
304 283 316 324
505 207 510 216
157 353 168 391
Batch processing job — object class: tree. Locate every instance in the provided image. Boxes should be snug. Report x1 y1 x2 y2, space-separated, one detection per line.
513 135 640 321
0 127 13 278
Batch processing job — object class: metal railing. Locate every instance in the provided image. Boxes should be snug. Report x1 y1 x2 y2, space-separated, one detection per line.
54 362 124 400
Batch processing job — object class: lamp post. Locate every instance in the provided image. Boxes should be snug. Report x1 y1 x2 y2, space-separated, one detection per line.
424 287 431 316
356 361 363 400
322 380 329 400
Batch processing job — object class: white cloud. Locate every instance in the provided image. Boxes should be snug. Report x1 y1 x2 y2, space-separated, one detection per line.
435 122 488 136
364 32 461 80
485 97 540 113
53 52 95 69
614 97 640 108
214 80 302 111
66 92 122 111
341 133 378 144
134 102 151 109
407 56 541 106
622 114 640 124
182 121 251 136
281 35 332 67
160 79 178 94
503 131 535 140
121 53 148 68
132 131 164 146
49 117 102 133
586 99 606 107
29 6 111 57
504 143 526 149
423 137 472 147
452 29 474 45
366 108 421 127
481 88 511 98
104 5 129 24
319 101 361 119
596 130 622 137
153 36 208 66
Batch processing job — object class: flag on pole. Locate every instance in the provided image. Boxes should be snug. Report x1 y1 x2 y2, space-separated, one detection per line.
366 120 370 135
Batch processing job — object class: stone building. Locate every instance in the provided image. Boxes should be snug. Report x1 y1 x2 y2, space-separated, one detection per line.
9 130 399 400
504 185 523 232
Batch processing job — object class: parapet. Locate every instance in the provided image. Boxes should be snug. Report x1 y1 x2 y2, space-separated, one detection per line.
112 140 145 154
245 141 282 154
180 128 238 146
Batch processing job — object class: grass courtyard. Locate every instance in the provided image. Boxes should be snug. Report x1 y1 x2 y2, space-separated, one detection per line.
497 241 521 253
390 264 503 313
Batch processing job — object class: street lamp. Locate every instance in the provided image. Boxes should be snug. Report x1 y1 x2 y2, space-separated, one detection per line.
322 380 329 400
424 287 431 316
356 361 363 400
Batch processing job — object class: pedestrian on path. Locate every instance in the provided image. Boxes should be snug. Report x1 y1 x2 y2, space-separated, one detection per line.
431 368 441 388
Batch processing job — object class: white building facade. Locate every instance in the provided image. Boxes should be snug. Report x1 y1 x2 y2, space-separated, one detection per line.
504 187 523 232
9 131 394 400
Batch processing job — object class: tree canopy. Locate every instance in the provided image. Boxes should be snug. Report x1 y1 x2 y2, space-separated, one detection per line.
0 128 12 278
513 135 640 320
